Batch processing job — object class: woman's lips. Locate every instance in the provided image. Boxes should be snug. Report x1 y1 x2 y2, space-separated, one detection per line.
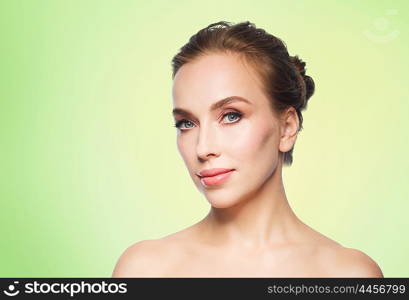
200 169 235 186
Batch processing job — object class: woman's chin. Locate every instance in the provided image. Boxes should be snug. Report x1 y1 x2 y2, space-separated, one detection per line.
208 202 234 209
206 197 241 209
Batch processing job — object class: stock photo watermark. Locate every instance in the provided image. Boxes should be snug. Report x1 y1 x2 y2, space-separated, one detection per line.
2 280 127 297
363 9 400 43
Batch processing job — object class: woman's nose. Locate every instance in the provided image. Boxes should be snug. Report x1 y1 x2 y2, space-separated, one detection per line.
196 123 220 161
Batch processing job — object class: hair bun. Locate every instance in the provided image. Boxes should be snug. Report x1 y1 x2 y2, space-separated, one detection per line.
290 55 315 103
290 55 306 76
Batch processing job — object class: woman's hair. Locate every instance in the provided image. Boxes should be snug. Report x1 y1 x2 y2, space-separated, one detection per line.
171 21 315 166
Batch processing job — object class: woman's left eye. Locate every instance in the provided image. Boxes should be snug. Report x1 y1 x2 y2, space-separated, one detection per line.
222 111 242 123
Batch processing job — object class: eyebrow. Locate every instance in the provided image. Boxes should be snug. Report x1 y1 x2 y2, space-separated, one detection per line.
172 96 251 119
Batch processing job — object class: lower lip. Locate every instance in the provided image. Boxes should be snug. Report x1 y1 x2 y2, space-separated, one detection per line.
200 170 234 187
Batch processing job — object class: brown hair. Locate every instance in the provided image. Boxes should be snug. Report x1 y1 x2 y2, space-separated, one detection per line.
171 21 315 166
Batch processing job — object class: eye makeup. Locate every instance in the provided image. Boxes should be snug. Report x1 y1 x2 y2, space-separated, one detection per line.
174 110 243 131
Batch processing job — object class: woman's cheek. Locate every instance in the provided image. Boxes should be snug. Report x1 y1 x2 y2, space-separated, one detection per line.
177 135 192 166
226 120 273 158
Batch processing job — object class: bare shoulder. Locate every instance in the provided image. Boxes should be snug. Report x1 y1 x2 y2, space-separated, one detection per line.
300 226 383 277
111 226 200 277
112 239 174 277
321 246 384 277
337 247 383 277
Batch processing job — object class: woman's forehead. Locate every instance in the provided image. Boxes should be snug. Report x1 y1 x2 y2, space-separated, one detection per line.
172 53 265 107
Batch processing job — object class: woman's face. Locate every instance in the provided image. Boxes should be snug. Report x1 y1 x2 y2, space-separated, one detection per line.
172 52 292 208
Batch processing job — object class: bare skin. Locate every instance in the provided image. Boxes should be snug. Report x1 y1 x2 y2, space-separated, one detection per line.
112 52 383 277
112 171 383 277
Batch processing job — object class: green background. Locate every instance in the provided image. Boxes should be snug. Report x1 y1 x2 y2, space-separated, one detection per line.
1 0 408 277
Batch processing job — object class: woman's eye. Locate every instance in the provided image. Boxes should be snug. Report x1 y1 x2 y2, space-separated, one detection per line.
174 111 242 131
222 111 242 123
174 120 194 130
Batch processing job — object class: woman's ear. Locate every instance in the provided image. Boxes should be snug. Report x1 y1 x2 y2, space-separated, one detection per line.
279 107 299 153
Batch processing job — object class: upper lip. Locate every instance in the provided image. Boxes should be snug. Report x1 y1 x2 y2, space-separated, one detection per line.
196 168 235 178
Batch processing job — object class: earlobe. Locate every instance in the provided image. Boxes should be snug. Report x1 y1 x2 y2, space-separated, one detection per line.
279 133 297 153
278 108 299 153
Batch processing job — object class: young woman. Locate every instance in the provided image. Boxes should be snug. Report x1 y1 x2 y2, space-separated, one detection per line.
112 21 383 277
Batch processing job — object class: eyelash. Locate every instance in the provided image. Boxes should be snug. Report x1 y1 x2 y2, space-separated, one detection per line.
174 111 243 131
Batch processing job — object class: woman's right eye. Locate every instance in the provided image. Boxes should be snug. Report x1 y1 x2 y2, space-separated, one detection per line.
174 120 195 130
